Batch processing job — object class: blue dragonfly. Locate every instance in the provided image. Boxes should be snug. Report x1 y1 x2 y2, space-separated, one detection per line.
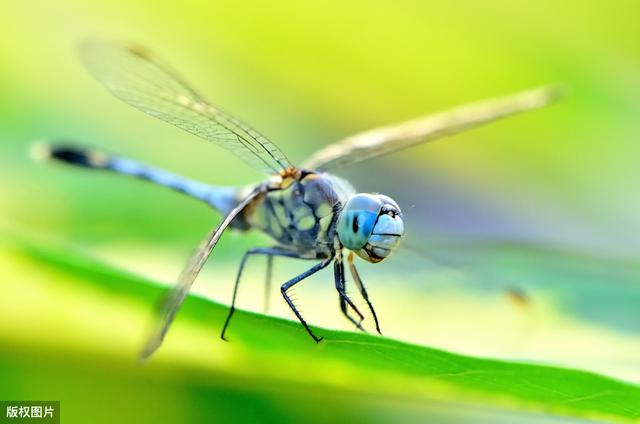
41 42 561 358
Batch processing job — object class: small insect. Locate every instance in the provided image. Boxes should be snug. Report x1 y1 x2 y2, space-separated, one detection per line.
40 42 561 357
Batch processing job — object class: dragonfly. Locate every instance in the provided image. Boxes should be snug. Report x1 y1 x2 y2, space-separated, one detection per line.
40 41 562 358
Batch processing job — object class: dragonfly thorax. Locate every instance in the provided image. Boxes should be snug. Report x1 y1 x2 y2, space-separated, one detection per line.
337 193 404 263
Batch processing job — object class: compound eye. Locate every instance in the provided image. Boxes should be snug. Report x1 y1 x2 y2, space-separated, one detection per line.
346 193 382 212
337 194 382 250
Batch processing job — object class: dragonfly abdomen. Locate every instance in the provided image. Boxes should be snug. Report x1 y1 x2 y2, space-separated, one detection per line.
39 143 241 219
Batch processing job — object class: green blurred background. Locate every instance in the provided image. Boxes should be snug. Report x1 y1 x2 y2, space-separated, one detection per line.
1 0 639 422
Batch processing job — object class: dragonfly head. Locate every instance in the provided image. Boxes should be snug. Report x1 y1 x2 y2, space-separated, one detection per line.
337 193 404 263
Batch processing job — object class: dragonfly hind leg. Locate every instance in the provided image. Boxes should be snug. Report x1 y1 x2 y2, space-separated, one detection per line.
221 247 300 341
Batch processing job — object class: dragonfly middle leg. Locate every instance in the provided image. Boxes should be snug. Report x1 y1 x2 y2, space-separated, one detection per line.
335 259 366 333
221 247 299 341
334 253 366 331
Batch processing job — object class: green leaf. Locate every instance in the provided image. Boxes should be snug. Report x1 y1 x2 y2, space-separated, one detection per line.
1 235 639 424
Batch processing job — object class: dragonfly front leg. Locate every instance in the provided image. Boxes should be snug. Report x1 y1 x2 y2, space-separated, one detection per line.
334 252 366 331
348 252 382 335
221 247 299 341
339 298 365 332
281 258 333 343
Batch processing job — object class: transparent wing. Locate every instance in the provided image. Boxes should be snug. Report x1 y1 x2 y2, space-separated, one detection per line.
140 189 261 359
80 41 292 174
302 85 564 171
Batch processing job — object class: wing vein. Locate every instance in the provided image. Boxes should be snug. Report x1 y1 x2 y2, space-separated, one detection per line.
80 41 292 174
302 85 564 171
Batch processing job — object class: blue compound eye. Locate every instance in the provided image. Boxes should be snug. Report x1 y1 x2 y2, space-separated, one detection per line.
337 194 383 250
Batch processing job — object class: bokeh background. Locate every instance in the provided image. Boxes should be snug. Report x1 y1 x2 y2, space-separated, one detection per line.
1 0 639 422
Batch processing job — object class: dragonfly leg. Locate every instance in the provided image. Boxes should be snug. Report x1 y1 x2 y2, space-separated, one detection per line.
334 253 365 323
263 254 273 314
339 298 366 332
348 252 382 335
281 258 333 343
335 257 366 333
221 247 298 341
